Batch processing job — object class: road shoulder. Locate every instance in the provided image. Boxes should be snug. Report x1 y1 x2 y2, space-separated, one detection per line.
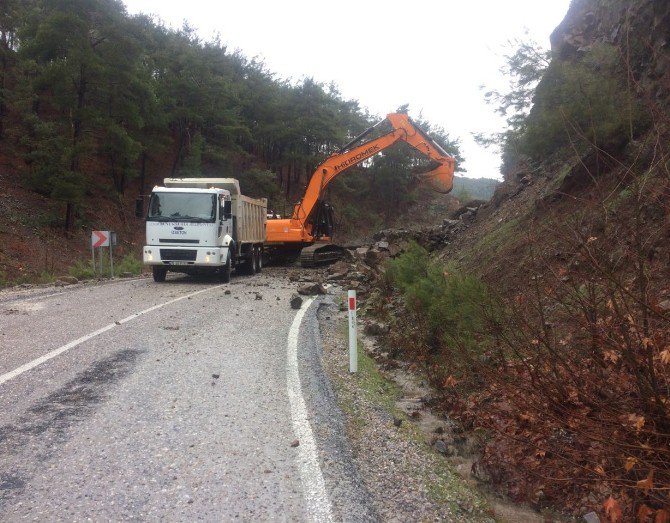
315 295 494 522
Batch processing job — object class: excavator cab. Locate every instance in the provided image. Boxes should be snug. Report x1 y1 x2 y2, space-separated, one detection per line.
312 200 335 240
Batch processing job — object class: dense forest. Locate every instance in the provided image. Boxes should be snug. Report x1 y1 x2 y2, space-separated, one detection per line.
0 0 464 238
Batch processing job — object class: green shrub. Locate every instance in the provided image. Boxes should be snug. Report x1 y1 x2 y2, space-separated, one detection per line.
68 259 96 280
386 242 497 376
39 271 56 284
115 253 143 276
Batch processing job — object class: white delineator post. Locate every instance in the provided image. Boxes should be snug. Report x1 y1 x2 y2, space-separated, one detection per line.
348 290 357 373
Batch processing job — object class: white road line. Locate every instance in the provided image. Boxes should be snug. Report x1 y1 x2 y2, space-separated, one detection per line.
0 284 226 386
286 298 334 522
0 277 146 305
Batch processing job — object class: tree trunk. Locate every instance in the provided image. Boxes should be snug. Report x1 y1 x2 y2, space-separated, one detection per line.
172 126 184 176
65 202 75 234
65 64 87 234
139 151 147 196
0 51 7 140
286 161 292 198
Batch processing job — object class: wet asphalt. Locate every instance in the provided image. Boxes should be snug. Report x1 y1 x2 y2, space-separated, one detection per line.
0 269 374 521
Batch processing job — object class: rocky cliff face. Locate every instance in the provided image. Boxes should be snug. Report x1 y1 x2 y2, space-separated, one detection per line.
551 0 670 112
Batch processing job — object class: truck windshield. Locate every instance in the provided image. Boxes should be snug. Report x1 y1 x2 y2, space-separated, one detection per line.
147 193 216 222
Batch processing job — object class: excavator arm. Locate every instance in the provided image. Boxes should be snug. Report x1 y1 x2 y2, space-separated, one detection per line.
266 112 456 250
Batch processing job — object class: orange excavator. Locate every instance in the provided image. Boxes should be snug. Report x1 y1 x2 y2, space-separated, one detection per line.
265 113 456 266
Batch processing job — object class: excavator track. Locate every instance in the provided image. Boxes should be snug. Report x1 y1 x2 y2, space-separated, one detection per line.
299 243 346 267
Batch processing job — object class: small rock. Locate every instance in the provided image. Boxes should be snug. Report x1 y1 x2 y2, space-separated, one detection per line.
434 426 444 434
443 219 460 228
375 241 390 251
297 283 327 296
433 440 448 454
365 248 384 266
290 439 300 447
659 299 670 312
212 374 220 379
59 276 79 284
255 292 263 300
290 294 303 310
114 321 121 325
364 321 387 336
354 246 369 259
224 290 231 295
582 512 600 523
393 417 403 427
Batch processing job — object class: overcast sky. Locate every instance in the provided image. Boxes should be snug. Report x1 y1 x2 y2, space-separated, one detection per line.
122 0 572 180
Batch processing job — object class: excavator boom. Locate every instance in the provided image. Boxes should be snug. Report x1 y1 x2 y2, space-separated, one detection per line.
266 113 456 263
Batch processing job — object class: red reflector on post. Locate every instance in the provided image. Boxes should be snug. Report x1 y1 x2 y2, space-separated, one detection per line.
348 297 356 310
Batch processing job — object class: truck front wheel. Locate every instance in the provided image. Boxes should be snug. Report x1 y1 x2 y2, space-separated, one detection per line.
153 266 167 282
219 255 231 283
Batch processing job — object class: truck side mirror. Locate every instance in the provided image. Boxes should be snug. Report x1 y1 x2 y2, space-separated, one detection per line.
223 200 232 219
135 197 144 218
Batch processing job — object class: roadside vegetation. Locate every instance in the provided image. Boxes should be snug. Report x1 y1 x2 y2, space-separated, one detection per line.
376 1 670 518
325 314 492 521
0 0 462 227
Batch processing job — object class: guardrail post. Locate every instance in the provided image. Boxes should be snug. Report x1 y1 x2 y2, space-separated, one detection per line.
348 290 357 373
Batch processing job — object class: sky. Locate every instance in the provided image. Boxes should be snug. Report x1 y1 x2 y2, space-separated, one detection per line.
122 0 572 180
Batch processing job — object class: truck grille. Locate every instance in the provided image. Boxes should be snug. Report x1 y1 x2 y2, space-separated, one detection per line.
159 239 200 244
160 249 197 261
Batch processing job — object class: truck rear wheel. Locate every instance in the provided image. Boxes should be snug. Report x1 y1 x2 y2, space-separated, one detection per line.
242 249 257 275
152 266 167 282
255 247 262 273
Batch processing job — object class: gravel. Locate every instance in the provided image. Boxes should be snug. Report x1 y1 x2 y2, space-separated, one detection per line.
316 297 494 522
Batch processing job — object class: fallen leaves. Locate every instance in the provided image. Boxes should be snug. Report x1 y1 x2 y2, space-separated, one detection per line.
624 456 638 472
603 496 623 522
442 375 458 388
635 470 654 495
627 414 646 433
594 464 607 477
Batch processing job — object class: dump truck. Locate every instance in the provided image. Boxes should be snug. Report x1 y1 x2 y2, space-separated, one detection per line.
142 178 267 282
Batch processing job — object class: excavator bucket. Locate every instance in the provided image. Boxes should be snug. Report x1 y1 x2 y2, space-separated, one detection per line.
415 157 456 194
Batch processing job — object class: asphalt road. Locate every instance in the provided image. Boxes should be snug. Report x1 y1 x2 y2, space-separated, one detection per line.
0 269 374 521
